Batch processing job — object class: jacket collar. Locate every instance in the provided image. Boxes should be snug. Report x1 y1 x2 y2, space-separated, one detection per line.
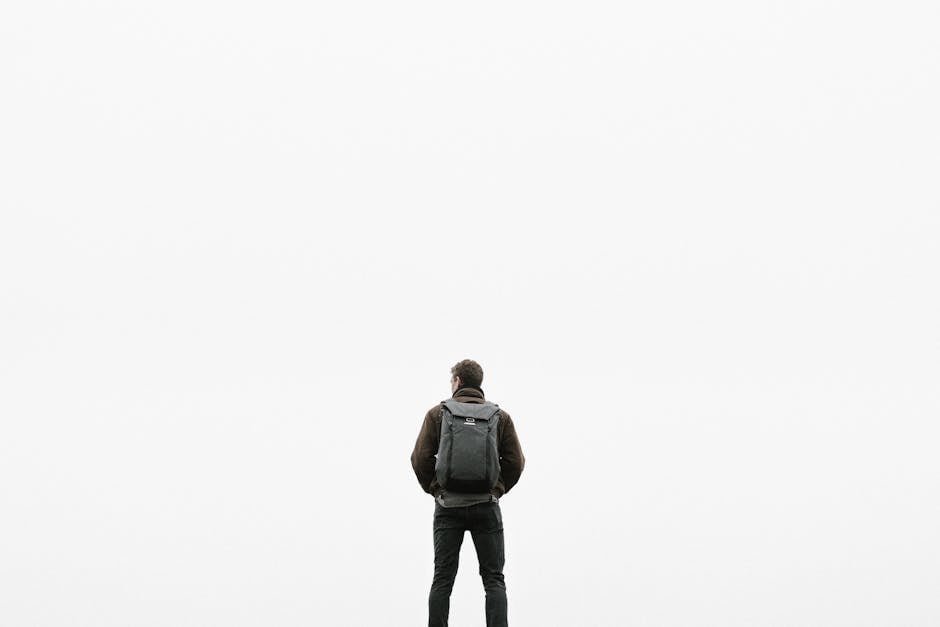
452 387 485 403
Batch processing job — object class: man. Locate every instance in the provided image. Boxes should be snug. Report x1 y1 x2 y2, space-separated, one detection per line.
411 359 526 627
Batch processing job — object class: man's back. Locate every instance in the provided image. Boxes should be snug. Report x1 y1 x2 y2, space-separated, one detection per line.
412 386 526 507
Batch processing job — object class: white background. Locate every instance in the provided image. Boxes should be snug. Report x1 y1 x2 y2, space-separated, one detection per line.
2 1 939 625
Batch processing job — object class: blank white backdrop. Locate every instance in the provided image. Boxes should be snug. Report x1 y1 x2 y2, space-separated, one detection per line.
2 1 938 625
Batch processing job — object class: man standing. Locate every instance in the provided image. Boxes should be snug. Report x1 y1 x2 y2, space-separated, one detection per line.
411 359 526 627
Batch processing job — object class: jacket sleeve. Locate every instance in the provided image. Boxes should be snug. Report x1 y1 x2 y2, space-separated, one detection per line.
410 407 440 494
498 412 525 494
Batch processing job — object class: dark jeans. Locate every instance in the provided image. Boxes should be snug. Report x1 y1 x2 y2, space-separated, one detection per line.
428 500 508 627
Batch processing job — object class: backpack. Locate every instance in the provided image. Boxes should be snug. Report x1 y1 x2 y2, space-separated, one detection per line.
434 399 501 494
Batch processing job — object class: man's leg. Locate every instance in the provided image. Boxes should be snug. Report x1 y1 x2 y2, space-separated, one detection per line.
469 502 508 627
429 504 466 627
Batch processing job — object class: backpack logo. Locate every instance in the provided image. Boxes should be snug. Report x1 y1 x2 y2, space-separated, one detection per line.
464 417 476 425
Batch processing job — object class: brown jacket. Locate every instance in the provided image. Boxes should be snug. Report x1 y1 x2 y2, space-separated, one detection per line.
411 387 525 498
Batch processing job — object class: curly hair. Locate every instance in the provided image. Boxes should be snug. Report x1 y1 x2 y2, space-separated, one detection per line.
451 359 484 389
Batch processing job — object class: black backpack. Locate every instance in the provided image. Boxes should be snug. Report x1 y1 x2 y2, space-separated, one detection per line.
434 399 501 493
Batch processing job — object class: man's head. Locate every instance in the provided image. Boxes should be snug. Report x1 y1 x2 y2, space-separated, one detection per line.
450 359 484 394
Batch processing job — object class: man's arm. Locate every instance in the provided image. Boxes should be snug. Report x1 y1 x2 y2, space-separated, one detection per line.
410 407 440 494
498 412 525 494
